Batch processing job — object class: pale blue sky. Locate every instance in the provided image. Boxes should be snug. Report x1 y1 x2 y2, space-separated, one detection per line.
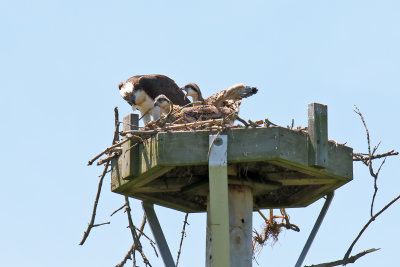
1 1 399 266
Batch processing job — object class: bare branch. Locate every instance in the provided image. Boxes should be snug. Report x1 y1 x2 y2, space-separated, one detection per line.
113 106 120 145
87 139 129 166
305 248 380 267
354 105 384 217
176 213 189 267
353 150 398 163
110 203 127 217
79 161 110 245
97 152 120 166
88 135 142 166
344 194 400 260
354 105 372 158
124 196 152 266
115 215 147 267
92 222 110 227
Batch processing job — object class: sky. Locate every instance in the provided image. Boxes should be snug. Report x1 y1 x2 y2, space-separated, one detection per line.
1 0 400 266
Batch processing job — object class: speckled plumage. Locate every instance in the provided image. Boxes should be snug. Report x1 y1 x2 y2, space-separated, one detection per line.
154 95 236 124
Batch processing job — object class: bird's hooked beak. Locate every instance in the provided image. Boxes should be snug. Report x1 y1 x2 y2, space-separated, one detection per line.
129 95 136 106
180 87 189 100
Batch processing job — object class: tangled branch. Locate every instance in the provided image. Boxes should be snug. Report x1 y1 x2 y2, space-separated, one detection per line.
115 215 147 267
124 196 152 267
253 209 300 255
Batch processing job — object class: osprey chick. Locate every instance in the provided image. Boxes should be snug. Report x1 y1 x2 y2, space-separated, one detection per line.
154 95 236 124
118 74 190 124
181 83 258 107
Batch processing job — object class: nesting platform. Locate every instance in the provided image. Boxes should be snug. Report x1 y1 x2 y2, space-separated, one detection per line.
111 125 353 212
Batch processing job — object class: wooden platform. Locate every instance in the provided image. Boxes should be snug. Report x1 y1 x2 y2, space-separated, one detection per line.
111 126 353 212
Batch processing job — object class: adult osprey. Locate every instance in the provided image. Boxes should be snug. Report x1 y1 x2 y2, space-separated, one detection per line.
118 74 190 124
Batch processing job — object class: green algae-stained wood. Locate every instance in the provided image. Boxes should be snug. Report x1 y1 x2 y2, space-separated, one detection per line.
113 127 351 179
111 126 353 212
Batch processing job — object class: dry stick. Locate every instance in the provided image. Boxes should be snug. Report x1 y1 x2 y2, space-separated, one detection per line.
113 106 120 144
88 135 142 166
344 194 400 260
124 196 152 267
176 213 189 267
134 227 159 257
248 120 261 128
81 107 120 245
87 139 129 166
92 222 110 227
110 203 127 217
97 152 120 166
235 115 249 127
116 215 147 267
353 150 399 163
264 118 278 127
79 161 110 245
354 105 379 217
305 248 380 267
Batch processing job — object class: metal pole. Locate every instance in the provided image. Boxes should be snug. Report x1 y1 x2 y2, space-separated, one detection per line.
295 192 334 267
142 202 175 267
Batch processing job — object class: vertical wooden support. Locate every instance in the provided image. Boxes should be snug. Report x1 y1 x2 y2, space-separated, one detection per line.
122 114 139 179
228 185 253 267
308 103 328 168
142 202 175 267
206 135 230 267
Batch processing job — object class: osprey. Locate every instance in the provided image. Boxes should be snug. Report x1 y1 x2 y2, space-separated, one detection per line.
154 95 236 124
118 74 190 124
181 83 258 107
181 83 258 124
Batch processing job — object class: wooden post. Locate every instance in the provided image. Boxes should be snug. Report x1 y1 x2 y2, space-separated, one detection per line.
308 103 328 168
121 114 139 179
206 136 253 267
228 185 253 267
206 135 230 267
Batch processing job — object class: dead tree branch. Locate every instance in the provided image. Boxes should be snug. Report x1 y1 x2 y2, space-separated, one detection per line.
97 152 120 166
353 150 398 163
353 105 399 217
115 215 147 267
305 248 380 267
110 203 127 217
176 213 189 267
343 194 400 260
79 161 110 245
124 196 152 266
113 106 120 144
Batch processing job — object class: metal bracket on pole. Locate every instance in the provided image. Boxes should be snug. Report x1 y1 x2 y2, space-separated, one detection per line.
207 134 230 267
295 192 334 267
142 202 175 267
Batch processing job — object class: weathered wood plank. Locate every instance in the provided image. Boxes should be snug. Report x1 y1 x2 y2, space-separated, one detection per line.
207 135 230 267
228 185 253 267
121 114 139 179
133 193 204 213
308 103 328 168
